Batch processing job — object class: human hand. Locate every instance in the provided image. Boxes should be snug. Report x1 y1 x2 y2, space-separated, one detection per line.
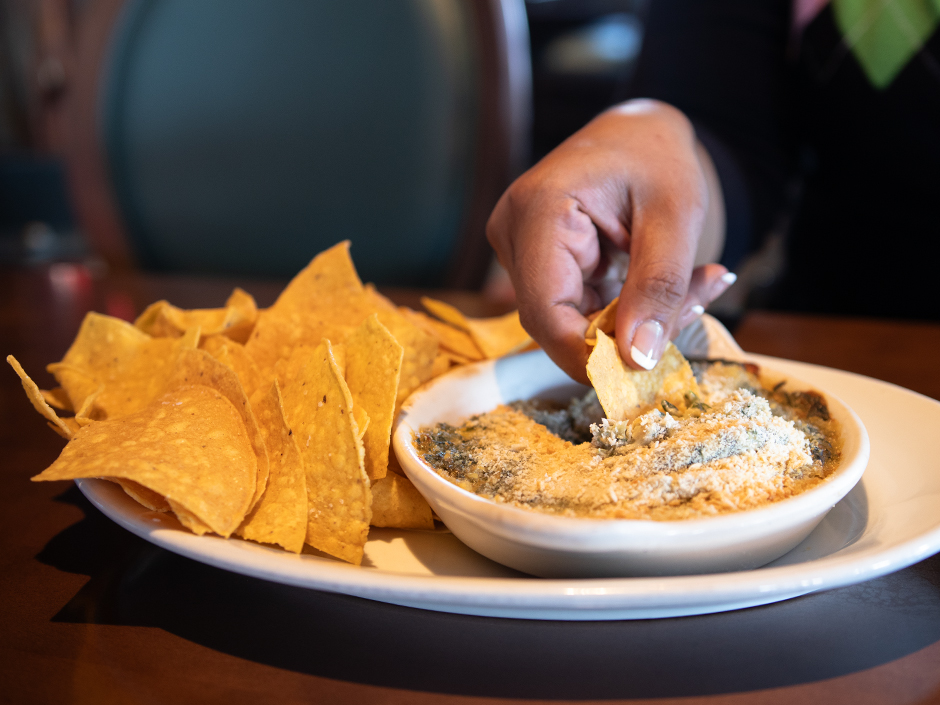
486 99 735 383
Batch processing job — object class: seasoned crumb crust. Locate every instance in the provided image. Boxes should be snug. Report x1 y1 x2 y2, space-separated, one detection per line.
415 361 841 521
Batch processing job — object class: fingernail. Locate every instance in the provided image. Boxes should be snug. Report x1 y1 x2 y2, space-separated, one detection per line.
691 304 705 316
630 320 664 370
720 272 737 286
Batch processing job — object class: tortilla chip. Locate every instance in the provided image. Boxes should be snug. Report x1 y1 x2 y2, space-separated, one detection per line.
279 340 371 564
466 310 532 358
421 298 531 359
585 297 618 345
247 308 353 380
331 342 347 377
386 448 405 477
370 473 434 530
245 242 364 375
7 355 74 439
272 344 306 390
430 352 451 378
399 307 483 361
133 301 175 337
113 478 170 512
41 387 73 412
443 351 475 365
222 288 260 343
244 244 436 414
43 365 98 418
419 296 468 329
169 348 268 511
353 406 370 442
58 418 81 436
276 241 364 309
356 289 437 406
236 382 307 553
134 288 258 343
134 300 215 338
73 385 102 426
345 315 403 481
168 498 213 535
33 385 256 537
46 313 200 419
201 335 265 399
586 331 700 421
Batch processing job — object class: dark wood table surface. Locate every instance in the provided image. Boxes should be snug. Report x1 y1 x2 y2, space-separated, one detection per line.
3 263 940 705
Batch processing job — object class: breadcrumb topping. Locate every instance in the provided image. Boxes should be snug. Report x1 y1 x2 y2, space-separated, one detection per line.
415 361 841 521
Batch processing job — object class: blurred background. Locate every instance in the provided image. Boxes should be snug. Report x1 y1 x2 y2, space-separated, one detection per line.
1 0 652 288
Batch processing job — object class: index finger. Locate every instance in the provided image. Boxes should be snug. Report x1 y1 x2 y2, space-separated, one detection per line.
509 201 604 384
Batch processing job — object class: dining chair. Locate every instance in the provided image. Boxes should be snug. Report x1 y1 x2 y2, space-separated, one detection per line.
58 0 531 287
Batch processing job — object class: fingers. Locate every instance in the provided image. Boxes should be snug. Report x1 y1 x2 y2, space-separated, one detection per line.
525 302 593 385
487 190 601 384
674 265 736 329
615 198 701 369
585 239 632 305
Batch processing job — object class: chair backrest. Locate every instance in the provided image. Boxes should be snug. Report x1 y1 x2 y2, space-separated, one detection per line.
64 0 530 287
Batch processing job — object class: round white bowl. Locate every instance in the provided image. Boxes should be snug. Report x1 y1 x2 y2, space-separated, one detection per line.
392 349 870 578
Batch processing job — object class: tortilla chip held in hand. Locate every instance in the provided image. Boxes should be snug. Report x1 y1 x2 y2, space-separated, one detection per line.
586 330 700 422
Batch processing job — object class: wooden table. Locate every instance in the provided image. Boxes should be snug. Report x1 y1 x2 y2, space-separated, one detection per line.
3 264 940 705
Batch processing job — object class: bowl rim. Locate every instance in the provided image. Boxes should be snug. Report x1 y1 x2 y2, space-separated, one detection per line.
392 352 870 551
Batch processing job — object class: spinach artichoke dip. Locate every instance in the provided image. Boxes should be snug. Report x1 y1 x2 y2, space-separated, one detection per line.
415 359 841 521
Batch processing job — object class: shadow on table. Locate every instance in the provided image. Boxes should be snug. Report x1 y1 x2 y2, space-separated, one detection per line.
38 486 940 700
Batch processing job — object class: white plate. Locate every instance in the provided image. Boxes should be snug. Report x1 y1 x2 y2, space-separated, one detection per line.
76 353 940 620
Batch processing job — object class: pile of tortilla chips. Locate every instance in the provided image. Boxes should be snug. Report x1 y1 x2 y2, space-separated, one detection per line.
8 241 533 565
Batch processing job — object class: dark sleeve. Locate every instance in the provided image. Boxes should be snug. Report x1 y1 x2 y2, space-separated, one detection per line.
630 0 793 269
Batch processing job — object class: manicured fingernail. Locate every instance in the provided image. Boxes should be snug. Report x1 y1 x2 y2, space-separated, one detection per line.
720 272 737 285
630 320 664 370
691 304 705 316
